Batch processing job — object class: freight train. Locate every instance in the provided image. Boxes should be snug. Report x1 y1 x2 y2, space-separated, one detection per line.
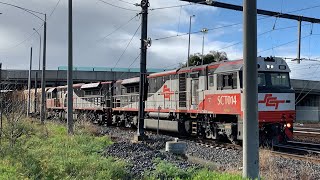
25 57 295 145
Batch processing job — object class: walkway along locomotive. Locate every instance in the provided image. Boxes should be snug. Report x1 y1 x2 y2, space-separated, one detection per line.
28 57 295 145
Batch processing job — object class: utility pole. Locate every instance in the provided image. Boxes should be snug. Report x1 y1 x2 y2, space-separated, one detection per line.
34 72 37 114
243 0 259 179
187 15 195 67
67 0 73 134
201 28 208 65
0 63 2 145
33 28 42 71
67 0 74 135
27 47 33 117
40 14 47 123
297 20 302 64
134 0 149 141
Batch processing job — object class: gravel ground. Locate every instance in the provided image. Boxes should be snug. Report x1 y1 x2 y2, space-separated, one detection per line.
101 126 320 179
260 153 320 180
102 128 198 178
294 123 320 144
293 134 320 144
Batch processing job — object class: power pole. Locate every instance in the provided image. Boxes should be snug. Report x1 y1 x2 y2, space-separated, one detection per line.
134 0 149 141
187 15 195 67
40 14 47 123
67 0 74 135
201 28 208 65
297 20 302 64
243 0 259 179
27 47 33 117
34 72 37 114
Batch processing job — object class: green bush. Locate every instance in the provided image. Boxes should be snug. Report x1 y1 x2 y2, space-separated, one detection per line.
145 160 242 180
0 121 128 179
192 169 243 180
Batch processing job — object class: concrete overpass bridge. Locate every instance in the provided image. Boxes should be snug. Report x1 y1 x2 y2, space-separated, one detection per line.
0 67 166 89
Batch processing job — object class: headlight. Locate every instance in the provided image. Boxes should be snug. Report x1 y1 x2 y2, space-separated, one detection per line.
286 123 292 128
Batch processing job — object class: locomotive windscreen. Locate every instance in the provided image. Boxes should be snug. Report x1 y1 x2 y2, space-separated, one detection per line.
259 72 290 89
240 71 291 91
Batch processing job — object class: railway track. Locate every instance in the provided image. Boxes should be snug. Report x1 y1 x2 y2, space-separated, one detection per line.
294 127 320 136
183 136 320 163
273 141 320 155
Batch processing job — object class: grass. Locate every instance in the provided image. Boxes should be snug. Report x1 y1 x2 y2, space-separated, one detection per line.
144 159 243 180
0 119 128 180
0 118 245 180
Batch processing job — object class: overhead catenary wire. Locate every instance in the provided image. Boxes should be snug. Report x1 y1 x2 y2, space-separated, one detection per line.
161 26 319 70
149 3 192 11
295 60 320 101
117 0 135 5
177 5 182 36
113 23 141 68
48 0 62 18
296 80 320 105
149 0 217 11
97 13 140 42
97 0 139 12
154 3 320 42
295 24 317 99
258 34 312 54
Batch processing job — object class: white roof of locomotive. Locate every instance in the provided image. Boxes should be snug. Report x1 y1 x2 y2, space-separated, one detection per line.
121 77 140 85
81 82 100 89
256 57 291 72
213 57 290 73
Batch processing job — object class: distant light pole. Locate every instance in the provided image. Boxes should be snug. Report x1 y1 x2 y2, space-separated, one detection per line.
27 47 33 117
0 2 47 123
187 15 195 67
40 14 47 124
33 28 42 71
201 28 208 65
33 28 41 116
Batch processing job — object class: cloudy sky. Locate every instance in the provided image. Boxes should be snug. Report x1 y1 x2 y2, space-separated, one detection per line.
0 0 320 80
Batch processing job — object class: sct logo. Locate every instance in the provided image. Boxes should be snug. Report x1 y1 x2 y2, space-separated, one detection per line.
258 94 285 110
217 95 237 105
161 85 174 100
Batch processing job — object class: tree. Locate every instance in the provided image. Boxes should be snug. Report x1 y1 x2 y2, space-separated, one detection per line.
180 50 228 67
202 50 228 64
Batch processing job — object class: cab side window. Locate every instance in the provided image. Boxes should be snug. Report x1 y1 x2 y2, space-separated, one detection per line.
209 75 214 87
217 72 238 90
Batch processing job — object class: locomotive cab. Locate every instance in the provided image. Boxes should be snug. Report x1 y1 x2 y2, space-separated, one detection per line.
237 57 295 145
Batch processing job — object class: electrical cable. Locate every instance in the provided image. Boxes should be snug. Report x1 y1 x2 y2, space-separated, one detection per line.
113 23 141 68
159 24 314 70
117 0 135 5
177 5 182 36
296 79 320 105
295 64 320 102
48 0 62 18
97 13 140 42
97 0 139 12
258 34 312 54
215 25 300 52
150 4 192 11
0 0 61 52
153 3 320 42
149 0 214 11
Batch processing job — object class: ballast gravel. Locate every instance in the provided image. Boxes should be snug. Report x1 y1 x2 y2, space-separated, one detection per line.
101 127 320 179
